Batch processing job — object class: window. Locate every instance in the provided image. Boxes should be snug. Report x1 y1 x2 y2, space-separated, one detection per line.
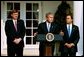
7 2 20 19
26 3 39 44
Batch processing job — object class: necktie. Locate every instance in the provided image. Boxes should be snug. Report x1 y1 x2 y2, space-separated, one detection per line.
68 25 70 37
48 23 50 32
14 21 17 31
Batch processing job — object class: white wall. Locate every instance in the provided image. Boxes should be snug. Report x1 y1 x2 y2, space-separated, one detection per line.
73 1 83 56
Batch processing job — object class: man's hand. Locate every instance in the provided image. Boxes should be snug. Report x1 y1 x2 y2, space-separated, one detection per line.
64 43 71 48
64 43 75 48
17 38 22 43
67 44 72 48
13 38 17 44
34 32 38 37
64 43 68 46
13 38 22 44
70 43 75 47
60 30 64 36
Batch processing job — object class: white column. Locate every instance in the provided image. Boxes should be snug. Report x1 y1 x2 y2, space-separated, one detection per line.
1 20 7 54
73 1 83 56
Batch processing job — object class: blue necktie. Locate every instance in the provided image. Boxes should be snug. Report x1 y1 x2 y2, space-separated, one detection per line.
68 25 70 37
48 23 50 32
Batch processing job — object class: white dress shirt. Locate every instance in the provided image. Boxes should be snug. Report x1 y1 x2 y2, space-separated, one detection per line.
13 19 17 26
46 21 51 32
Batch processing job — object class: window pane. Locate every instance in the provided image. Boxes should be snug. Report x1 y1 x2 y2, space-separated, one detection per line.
26 29 32 36
26 3 32 11
14 3 20 10
26 37 31 44
7 3 13 10
33 3 39 11
33 29 37 36
33 12 39 19
33 20 38 27
26 20 32 27
26 12 32 19
33 37 36 44
7 11 11 18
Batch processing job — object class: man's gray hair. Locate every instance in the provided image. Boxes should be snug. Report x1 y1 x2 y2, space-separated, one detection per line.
46 12 53 17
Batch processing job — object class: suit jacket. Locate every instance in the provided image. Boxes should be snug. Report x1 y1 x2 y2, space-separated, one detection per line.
59 24 80 52
38 22 60 34
5 19 25 47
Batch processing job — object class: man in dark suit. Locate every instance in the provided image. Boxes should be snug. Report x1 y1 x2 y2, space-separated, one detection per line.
37 12 60 56
5 10 25 56
59 14 80 56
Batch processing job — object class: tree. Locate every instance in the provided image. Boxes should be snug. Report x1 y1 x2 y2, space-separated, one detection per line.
54 1 72 26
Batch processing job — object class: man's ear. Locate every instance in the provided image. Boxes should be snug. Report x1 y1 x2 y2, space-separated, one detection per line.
72 19 73 22
11 14 13 17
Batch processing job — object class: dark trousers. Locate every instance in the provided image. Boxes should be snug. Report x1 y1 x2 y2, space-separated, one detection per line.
7 45 23 56
61 46 76 56
39 42 44 56
39 42 54 56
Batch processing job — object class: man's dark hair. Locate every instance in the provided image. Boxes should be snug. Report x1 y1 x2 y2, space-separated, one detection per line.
10 9 19 14
7 9 19 19
66 13 73 19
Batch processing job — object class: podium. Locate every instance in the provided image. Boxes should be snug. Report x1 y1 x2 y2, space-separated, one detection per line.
36 33 63 56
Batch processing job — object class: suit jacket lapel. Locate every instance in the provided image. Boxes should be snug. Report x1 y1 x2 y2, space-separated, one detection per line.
11 20 15 31
50 23 53 32
70 25 74 37
44 22 48 33
17 20 19 32
65 25 69 38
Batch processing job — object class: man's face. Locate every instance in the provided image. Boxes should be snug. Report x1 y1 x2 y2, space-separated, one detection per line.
66 15 73 24
11 12 19 20
46 14 54 23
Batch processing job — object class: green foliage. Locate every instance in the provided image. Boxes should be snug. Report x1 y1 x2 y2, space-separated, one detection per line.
54 1 72 26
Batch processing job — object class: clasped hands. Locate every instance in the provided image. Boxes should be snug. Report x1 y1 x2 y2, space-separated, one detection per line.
64 43 75 48
13 38 22 44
